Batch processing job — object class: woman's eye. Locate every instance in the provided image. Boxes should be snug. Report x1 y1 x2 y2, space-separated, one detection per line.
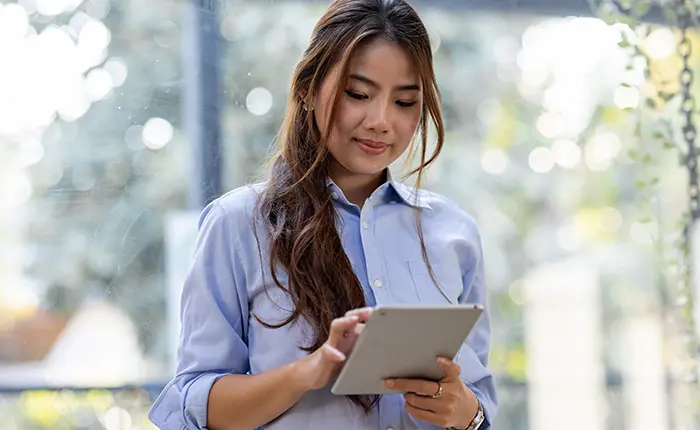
396 100 417 108
345 90 367 100
344 91 416 108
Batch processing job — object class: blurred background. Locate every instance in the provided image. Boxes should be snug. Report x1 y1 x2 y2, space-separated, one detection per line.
0 0 699 429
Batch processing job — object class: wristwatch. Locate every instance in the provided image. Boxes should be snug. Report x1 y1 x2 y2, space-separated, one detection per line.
451 397 485 430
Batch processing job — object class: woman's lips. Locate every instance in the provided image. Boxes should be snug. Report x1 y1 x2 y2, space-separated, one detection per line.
354 138 388 155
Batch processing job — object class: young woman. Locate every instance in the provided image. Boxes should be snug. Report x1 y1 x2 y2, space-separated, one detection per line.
148 0 497 429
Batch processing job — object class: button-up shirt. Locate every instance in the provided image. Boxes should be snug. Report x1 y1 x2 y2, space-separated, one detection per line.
148 176 498 429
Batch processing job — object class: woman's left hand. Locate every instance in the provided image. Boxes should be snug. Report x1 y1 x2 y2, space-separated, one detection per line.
384 357 478 430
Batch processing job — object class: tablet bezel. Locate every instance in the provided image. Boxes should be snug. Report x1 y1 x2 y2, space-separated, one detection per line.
330 304 483 396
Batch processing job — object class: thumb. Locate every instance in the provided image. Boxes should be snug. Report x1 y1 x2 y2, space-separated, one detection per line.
438 357 460 380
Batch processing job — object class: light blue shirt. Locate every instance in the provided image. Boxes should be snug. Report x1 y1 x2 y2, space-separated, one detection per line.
148 176 498 430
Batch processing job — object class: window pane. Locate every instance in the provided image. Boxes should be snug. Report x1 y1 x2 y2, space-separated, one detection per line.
1 0 186 427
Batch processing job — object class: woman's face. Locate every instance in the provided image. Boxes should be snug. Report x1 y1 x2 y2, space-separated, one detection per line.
314 38 423 179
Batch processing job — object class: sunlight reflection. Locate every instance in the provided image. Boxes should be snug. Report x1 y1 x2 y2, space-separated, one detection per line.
644 28 676 60
103 57 128 87
613 85 641 109
481 148 509 175
102 406 132 430
246 87 274 116
84 68 114 101
528 147 555 173
584 131 622 171
536 112 563 139
142 118 174 150
551 139 581 169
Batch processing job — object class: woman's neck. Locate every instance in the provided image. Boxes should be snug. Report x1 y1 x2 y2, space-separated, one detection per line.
328 163 386 208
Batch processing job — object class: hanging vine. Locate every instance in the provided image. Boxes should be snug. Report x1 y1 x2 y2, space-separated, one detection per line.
674 6 700 417
593 0 700 425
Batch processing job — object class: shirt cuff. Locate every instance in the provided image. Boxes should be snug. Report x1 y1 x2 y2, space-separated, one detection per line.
462 380 495 430
149 372 230 430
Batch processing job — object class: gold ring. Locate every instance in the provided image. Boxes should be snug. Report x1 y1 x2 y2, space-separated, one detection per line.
431 382 443 399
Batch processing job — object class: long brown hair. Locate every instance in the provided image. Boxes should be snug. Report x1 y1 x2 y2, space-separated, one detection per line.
256 0 445 412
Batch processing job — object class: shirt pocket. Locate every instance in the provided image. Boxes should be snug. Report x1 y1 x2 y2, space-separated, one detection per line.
407 260 463 305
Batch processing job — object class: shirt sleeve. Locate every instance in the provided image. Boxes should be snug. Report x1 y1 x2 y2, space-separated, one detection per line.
456 222 498 429
148 201 250 430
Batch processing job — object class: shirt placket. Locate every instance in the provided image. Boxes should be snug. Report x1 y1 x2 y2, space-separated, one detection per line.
359 196 387 307
359 196 402 430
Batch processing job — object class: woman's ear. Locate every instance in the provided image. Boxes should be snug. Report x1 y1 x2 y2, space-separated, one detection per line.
298 90 316 112
298 89 310 105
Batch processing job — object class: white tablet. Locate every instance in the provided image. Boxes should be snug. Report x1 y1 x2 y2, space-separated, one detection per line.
331 304 483 396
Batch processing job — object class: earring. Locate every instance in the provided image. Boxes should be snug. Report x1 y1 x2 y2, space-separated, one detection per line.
303 104 314 112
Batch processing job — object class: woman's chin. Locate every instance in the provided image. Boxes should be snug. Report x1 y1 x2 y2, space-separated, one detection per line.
329 153 392 178
345 163 389 178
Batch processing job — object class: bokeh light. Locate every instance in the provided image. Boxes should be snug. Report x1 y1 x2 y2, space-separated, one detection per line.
529 147 555 173
103 58 128 87
142 118 174 150
552 139 581 169
481 149 509 175
644 28 676 60
613 85 640 109
246 87 273 116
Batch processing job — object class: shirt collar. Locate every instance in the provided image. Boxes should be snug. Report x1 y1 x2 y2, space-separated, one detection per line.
326 169 431 210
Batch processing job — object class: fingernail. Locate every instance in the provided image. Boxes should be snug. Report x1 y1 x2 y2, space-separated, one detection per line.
385 380 394 388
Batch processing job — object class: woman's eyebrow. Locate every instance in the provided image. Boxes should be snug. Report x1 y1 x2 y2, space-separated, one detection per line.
348 73 420 91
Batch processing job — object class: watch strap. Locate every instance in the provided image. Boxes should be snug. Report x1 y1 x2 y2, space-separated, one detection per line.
458 397 484 430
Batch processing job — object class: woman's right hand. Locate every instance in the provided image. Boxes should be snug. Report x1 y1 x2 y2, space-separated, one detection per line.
302 307 374 391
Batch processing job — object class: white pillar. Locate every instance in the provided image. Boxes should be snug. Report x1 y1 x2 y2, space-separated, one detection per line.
0 151 38 320
687 222 700 426
620 316 668 430
523 257 606 430
691 223 700 350
164 211 200 373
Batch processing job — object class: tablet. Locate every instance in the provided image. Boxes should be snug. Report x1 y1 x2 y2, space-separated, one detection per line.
331 304 483 396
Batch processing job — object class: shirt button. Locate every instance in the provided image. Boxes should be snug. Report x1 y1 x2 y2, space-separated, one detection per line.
374 279 383 288
362 221 369 230
331 192 339 200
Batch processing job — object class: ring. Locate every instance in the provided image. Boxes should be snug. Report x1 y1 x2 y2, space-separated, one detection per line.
431 382 443 399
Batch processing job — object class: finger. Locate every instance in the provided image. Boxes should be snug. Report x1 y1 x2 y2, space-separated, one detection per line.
405 402 439 424
354 322 365 336
404 393 440 414
329 315 359 343
344 307 373 322
321 343 346 362
437 357 461 380
385 378 440 396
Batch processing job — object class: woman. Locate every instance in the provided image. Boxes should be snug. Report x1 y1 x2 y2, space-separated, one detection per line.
148 0 497 429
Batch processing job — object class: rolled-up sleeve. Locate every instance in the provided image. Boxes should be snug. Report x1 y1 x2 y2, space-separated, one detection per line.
149 201 250 430
456 223 498 429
